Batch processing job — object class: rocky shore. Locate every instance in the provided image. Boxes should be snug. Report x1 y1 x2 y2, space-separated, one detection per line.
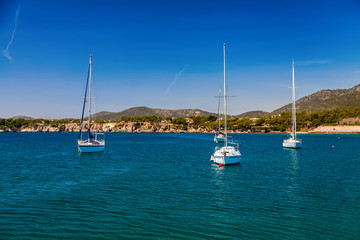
2 121 360 134
0 122 220 133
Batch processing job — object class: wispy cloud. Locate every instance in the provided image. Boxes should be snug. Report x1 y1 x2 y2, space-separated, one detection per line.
2 5 21 61
296 60 329 66
165 65 188 95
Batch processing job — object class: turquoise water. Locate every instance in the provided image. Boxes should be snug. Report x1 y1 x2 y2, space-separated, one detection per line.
0 133 359 239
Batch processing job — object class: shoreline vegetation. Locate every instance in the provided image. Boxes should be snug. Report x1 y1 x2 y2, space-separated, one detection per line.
3 107 360 134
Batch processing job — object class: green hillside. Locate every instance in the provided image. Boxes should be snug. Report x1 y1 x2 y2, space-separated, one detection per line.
92 106 215 120
236 110 270 118
272 84 360 114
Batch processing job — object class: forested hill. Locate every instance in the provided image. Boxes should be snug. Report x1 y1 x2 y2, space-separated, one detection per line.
272 84 360 114
91 107 215 120
236 110 270 118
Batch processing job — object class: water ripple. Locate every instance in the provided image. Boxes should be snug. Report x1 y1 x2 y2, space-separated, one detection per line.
0 133 359 239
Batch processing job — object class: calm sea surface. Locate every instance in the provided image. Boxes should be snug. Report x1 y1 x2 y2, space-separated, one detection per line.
0 133 359 239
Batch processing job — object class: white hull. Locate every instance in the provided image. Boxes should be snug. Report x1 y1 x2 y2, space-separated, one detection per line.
78 144 105 153
78 137 105 153
211 146 241 165
283 139 302 149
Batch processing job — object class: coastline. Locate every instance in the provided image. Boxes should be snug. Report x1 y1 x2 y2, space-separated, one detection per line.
1 122 360 134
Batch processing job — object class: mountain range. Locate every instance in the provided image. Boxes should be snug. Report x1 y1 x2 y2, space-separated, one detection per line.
5 84 360 120
94 84 360 119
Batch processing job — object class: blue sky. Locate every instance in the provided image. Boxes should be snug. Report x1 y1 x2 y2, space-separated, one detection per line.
1 0 360 118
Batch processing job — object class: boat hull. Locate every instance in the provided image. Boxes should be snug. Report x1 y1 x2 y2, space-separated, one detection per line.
78 144 105 153
211 155 241 165
211 146 241 165
283 139 302 149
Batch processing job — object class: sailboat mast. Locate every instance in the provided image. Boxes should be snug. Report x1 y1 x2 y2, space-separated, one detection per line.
88 55 92 136
223 43 228 146
79 57 91 140
292 60 296 139
217 88 221 133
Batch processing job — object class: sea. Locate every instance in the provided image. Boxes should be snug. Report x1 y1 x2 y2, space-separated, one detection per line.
0 132 359 239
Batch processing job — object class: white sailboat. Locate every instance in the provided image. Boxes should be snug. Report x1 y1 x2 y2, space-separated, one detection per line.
211 43 241 165
78 55 105 153
214 88 225 143
283 60 302 149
